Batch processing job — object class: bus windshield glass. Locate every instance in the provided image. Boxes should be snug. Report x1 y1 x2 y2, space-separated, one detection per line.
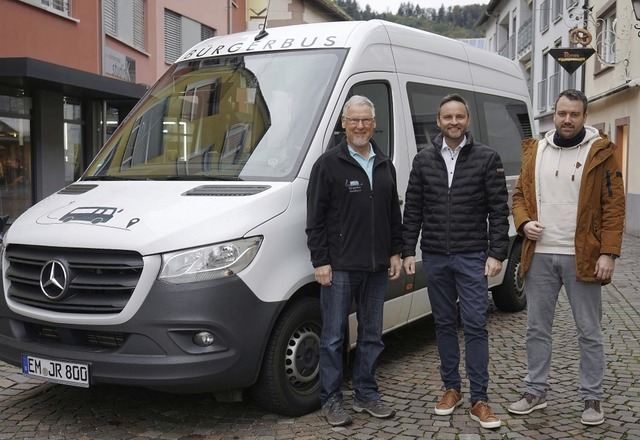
84 49 346 181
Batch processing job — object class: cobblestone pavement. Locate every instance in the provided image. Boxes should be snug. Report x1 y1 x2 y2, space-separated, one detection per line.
1 235 639 440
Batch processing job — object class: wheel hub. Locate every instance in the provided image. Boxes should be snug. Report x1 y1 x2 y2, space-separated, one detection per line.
284 324 320 386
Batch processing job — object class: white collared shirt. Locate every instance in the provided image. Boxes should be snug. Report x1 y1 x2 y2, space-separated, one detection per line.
441 136 466 187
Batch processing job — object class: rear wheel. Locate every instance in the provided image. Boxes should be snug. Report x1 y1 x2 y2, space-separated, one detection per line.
249 297 321 416
491 240 526 312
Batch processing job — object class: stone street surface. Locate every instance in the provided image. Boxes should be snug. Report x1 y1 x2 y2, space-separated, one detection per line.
1 235 639 440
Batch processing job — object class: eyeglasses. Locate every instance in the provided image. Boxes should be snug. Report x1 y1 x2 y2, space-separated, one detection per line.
344 117 374 127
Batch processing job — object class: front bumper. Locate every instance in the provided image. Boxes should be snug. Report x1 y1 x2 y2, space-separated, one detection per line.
0 275 282 393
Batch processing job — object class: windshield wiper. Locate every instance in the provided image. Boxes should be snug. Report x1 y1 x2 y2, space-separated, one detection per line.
82 176 129 181
163 175 244 181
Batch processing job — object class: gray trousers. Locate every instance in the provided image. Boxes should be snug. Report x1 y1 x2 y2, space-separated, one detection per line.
523 253 604 400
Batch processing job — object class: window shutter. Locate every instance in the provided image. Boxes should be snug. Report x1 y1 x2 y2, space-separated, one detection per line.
133 0 145 51
201 24 215 42
104 0 117 36
164 9 182 64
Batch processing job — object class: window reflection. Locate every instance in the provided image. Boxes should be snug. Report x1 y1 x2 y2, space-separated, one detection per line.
0 92 32 223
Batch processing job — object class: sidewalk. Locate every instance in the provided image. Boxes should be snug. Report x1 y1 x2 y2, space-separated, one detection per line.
0 234 639 439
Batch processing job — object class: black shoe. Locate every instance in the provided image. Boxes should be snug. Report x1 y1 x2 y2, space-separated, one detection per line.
321 396 352 426
353 397 396 418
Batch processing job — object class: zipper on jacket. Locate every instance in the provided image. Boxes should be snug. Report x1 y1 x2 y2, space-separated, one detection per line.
606 169 613 197
446 188 451 254
370 190 376 269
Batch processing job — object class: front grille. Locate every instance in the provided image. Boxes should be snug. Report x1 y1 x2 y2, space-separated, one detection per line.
4 245 143 314
24 323 126 349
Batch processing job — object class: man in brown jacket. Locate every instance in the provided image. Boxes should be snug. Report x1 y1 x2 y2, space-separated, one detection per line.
507 89 625 426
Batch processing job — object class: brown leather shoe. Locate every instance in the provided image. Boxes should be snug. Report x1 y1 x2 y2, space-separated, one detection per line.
435 389 463 415
469 401 501 429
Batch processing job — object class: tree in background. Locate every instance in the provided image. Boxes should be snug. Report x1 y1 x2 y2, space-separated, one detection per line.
333 1 487 38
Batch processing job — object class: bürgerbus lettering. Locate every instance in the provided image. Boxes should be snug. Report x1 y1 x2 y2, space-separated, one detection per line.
182 36 338 60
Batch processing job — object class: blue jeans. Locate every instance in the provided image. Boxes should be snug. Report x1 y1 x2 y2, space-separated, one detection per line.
319 270 387 405
423 251 490 404
523 253 604 400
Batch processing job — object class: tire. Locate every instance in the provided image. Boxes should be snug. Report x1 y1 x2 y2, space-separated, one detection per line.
249 297 322 416
491 240 526 312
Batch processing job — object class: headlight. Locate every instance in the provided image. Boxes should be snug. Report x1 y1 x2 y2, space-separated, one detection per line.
158 237 262 284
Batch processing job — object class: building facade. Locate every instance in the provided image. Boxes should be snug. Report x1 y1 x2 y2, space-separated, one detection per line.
479 0 584 136
0 0 349 225
581 0 640 235
480 0 640 235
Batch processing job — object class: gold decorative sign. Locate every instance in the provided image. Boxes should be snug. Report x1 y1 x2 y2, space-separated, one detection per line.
548 48 596 74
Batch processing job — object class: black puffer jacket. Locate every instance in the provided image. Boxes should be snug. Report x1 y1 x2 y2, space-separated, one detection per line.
402 132 509 260
306 138 403 272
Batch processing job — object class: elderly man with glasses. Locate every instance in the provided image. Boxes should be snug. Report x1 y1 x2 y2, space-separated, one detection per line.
306 95 402 427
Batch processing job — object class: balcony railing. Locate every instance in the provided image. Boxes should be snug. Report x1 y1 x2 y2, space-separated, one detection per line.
499 39 510 58
517 17 533 55
498 36 517 59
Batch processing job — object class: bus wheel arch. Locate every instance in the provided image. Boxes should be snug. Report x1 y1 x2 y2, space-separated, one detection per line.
249 294 321 416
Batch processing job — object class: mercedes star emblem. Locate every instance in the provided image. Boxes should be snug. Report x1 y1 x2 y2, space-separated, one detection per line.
40 260 70 300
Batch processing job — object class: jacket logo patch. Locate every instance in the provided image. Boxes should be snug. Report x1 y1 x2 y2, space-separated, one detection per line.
496 167 505 175
345 179 363 193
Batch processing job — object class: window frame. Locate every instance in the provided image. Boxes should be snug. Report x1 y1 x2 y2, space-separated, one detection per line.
104 0 146 53
19 0 75 19
594 1 617 74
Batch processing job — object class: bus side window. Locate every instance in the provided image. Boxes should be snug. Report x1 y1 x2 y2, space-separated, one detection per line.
474 96 530 177
406 83 477 154
327 82 393 158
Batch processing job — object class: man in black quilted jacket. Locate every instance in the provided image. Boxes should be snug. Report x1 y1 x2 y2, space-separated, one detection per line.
402 93 509 429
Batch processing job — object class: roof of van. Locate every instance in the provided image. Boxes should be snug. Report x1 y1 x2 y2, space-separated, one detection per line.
178 20 477 61
177 20 528 100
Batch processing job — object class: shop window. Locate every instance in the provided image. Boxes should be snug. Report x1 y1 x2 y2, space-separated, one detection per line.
64 99 84 185
106 107 120 140
0 91 33 223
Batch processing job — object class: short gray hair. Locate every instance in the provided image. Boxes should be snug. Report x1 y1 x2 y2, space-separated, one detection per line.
342 95 376 117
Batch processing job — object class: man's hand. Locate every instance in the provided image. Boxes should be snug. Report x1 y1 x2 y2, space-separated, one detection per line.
389 254 402 280
314 264 332 286
594 254 615 280
403 256 416 275
485 256 502 277
523 221 545 241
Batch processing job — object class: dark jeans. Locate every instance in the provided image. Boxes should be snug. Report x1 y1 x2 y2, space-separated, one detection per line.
423 251 490 404
319 269 387 405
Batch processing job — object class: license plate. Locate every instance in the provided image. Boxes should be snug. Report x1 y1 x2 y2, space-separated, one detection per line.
21 354 90 388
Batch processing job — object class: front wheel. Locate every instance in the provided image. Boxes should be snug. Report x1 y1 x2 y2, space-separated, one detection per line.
249 297 322 416
491 240 526 312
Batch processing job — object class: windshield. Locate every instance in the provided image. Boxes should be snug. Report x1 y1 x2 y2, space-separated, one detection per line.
85 49 346 181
